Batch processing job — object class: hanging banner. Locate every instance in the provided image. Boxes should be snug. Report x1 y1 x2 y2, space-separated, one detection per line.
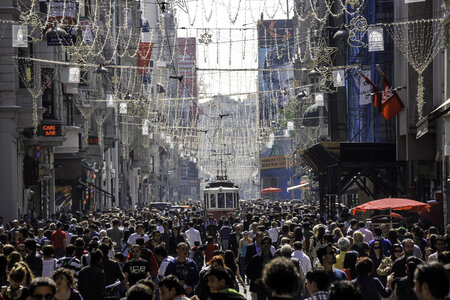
106 94 115 108
47 0 77 25
137 42 154 74
368 27 384 52
258 19 295 121
80 19 93 44
359 70 373 105
142 119 149 135
12 25 28 47
177 37 197 97
333 70 345 87
315 93 324 106
119 103 127 114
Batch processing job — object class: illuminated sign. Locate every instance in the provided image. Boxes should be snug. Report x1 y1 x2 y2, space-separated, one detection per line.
39 123 64 136
88 136 99 145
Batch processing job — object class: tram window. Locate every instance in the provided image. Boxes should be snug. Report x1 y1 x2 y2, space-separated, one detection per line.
218 193 225 208
226 193 233 208
210 194 216 208
204 194 208 208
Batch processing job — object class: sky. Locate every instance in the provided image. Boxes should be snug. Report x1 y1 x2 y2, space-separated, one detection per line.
175 0 293 101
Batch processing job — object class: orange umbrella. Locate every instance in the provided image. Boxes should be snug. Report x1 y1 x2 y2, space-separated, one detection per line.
260 187 282 194
351 198 431 215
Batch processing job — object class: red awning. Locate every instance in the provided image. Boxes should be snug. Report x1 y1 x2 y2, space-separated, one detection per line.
351 198 431 215
261 187 282 194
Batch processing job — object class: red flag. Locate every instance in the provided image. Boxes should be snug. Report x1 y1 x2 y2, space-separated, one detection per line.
359 71 382 113
137 42 154 74
376 65 404 121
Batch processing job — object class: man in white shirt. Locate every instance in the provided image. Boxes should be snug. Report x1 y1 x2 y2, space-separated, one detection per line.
357 221 373 243
268 221 279 246
291 241 312 275
184 222 202 248
428 235 446 262
127 223 149 247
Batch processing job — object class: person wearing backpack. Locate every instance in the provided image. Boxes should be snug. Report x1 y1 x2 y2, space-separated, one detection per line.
191 241 205 270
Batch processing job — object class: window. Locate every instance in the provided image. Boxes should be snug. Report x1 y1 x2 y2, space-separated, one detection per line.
218 193 225 208
63 96 74 126
41 68 55 119
204 194 208 208
210 194 216 208
226 193 233 208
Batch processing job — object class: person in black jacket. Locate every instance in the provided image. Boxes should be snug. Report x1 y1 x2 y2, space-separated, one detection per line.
245 231 263 266
24 238 42 277
228 225 243 258
245 235 273 300
78 249 105 300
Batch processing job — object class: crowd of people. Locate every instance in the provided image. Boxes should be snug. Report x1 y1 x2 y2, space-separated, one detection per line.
0 201 449 300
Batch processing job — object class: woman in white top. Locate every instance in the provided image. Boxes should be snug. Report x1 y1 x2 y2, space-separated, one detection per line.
41 244 58 278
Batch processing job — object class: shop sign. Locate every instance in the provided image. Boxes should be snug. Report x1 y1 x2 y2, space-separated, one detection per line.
260 155 289 170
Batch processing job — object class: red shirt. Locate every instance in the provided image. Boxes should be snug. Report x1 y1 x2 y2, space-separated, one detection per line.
204 242 218 263
51 230 66 249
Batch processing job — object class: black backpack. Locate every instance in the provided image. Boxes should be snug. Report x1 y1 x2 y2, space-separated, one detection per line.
192 250 204 269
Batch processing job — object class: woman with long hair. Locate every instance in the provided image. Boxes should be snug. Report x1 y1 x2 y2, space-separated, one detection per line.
351 231 369 257
1 263 32 300
369 241 386 285
52 268 83 300
377 243 403 278
310 224 326 266
167 227 185 257
6 252 22 273
238 230 252 283
224 250 246 294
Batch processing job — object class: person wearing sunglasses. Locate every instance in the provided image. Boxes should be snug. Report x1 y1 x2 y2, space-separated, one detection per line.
28 277 56 300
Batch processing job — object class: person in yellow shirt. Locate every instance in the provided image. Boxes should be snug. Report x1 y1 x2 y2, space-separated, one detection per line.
334 237 350 270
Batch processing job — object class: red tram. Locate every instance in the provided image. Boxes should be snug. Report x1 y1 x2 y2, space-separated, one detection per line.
203 176 240 220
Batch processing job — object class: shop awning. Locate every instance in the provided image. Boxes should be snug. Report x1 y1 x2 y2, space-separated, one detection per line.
417 97 450 139
287 182 309 191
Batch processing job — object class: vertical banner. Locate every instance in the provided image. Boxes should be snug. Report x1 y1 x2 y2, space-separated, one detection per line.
80 20 93 44
106 94 115 108
177 37 198 152
177 37 197 97
119 103 127 114
142 119 149 135
333 70 346 87
368 27 384 52
137 42 154 74
12 25 28 47
359 70 373 105
257 20 294 123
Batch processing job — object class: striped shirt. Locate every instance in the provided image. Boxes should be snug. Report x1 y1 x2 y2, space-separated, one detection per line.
56 256 81 280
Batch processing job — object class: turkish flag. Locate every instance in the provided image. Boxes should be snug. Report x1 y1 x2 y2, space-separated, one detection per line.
137 42 154 74
376 65 404 121
359 71 382 113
